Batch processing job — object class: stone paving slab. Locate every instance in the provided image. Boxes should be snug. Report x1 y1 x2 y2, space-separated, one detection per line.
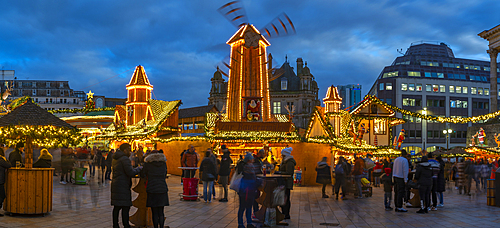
1 173 500 228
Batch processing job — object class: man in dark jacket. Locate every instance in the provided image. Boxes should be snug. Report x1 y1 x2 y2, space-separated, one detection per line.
111 144 142 228
105 149 114 180
278 147 296 220
0 148 12 216
8 143 24 167
218 145 232 202
316 157 331 198
415 156 433 214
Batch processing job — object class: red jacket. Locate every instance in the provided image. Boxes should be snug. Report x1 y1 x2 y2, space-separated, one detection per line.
182 151 199 167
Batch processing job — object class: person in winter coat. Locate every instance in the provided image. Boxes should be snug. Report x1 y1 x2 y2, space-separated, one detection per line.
111 143 142 228
218 145 232 202
481 160 490 191
199 149 217 202
381 168 393 210
8 142 24 167
105 149 114 180
373 162 383 187
278 147 296 220
142 150 169 228
414 156 433 214
316 157 331 198
352 154 366 199
33 149 52 168
181 145 199 178
237 152 258 228
464 160 475 196
436 155 446 207
456 159 466 194
60 148 74 184
491 160 499 180
333 156 348 200
427 153 440 211
0 148 12 216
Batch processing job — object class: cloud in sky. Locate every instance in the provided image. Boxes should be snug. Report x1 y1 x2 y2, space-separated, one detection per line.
0 0 498 108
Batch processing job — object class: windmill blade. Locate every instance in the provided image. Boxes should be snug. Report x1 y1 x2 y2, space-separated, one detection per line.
218 1 249 28
268 67 285 82
215 56 231 78
260 13 296 39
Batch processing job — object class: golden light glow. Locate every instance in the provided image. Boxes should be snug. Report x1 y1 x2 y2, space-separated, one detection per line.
86 90 94 99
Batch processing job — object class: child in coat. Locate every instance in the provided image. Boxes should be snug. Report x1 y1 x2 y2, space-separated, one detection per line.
381 168 393 210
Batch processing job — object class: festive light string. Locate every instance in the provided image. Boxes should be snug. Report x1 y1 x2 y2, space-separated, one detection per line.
0 125 82 148
364 95 500 123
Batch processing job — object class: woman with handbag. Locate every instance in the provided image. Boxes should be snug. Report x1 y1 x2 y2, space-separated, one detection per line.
142 150 169 228
200 149 217 203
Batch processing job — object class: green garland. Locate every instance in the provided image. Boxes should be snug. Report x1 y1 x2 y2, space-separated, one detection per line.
49 107 115 114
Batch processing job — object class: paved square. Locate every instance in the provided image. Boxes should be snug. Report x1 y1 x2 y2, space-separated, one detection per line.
1 173 500 228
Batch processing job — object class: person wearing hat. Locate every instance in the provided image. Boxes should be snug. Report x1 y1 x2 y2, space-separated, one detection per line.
0 148 12 216
315 157 331 198
218 145 232 202
9 142 24 167
33 148 53 168
278 147 296 220
381 167 393 210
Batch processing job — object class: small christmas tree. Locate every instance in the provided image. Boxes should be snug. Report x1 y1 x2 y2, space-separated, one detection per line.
85 90 95 109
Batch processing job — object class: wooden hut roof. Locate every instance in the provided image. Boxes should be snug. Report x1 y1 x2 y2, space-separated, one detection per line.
0 99 74 128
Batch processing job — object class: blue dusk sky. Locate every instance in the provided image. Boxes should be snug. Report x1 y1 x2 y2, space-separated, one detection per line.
0 0 499 108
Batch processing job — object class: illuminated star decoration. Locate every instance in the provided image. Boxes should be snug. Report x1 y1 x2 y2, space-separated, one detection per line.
87 90 94 100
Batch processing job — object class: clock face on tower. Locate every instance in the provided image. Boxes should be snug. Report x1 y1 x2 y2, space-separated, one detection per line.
244 30 260 47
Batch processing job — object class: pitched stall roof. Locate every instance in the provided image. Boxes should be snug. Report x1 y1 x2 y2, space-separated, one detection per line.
127 65 152 87
0 99 74 128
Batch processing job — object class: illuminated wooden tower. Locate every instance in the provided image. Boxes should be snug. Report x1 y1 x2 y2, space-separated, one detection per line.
324 85 343 136
226 24 272 122
126 65 153 126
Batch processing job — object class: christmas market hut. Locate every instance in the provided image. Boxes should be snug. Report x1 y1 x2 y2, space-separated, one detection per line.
0 98 81 215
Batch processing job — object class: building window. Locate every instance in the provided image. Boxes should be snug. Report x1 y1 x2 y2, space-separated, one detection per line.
450 100 456 108
379 83 384 91
449 85 454 93
439 85 445 93
273 102 281 114
426 84 432 92
386 99 392 105
281 79 287 90
403 98 414 106
373 119 386 135
32 82 36 88
471 87 477 94
47 90 51 96
463 86 468 94
408 71 421 77
32 90 36 96
456 86 461 94
401 83 407 91
46 82 50 88
485 88 490 96
463 101 468 108
386 83 392 90
478 88 483 95
409 83 415 91
416 84 422 91
382 71 399 78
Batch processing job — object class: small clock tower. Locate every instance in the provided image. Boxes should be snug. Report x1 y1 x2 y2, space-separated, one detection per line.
126 65 153 126
226 24 272 122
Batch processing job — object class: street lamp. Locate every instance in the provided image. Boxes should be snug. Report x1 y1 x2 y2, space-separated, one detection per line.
422 108 427 152
443 128 452 151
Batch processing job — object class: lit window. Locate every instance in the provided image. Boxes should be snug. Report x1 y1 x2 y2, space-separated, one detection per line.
281 78 288 90
408 71 421 77
416 84 422 91
437 73 444 78
463 101 468 108
439 85 445 93
457 100 462 108
386 83 392 90
401 83 407 91
425 72 431 77
273 101 281 114
426 84 432 92
478 88 483 95
449 85 454 93
409 83 415 91
485 67 491 71
456 86 461 94
485 88 490 96
463 86 468 94
383 71 399 78
433 85 439 92
471 87 476 94
450 100 456 108
379 83 384 90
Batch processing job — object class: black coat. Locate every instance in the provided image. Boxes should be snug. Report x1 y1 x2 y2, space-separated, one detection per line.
415 162 433 186
105 151 113 167
33 154 53 168
199 157 217 181
142 153 168 194
279 157 296 190
381 174 393 192
436 160 446 192
219 152 232 176
8 149 22 167
0 156 12 185
315 162 331 184
111 150 141 206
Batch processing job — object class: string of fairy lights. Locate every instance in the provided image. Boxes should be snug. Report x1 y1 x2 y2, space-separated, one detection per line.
0 125 82 148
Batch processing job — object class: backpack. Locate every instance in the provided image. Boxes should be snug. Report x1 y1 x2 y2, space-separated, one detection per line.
335 163 344 174
364 158 375 170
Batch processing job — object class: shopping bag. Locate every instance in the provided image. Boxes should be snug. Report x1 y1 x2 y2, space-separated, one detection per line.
264 208 276 227
229 172 243 191
361 178 370 186
273 186 286 206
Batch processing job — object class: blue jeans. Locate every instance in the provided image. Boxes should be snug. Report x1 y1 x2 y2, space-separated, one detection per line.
354 175 364 197
384 192 392 208
437 192 443 204
89 163 95 176
238 190 256 226
203 181 214 202
482 177 488 190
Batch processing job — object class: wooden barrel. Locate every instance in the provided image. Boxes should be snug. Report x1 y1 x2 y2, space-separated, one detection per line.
487 179 495 206
4 168 54 214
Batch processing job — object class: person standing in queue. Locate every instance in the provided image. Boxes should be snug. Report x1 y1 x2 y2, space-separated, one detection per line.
237 152 258 228
182 145 199 178
352 153 365 199
0 148 12 217
333 157 347 200
218 145 232 202
142 150 169 228
200 149 217 203
393 149 409 212
278 147 296 220
316 157 331 198
414 156 433 214
111 143 142 228
105 149 114 181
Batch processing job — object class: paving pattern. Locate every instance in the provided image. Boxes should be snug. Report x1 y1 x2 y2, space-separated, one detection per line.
1 172 500 228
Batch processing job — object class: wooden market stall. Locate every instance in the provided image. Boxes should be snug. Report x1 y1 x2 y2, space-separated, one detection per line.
0 99 80 215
